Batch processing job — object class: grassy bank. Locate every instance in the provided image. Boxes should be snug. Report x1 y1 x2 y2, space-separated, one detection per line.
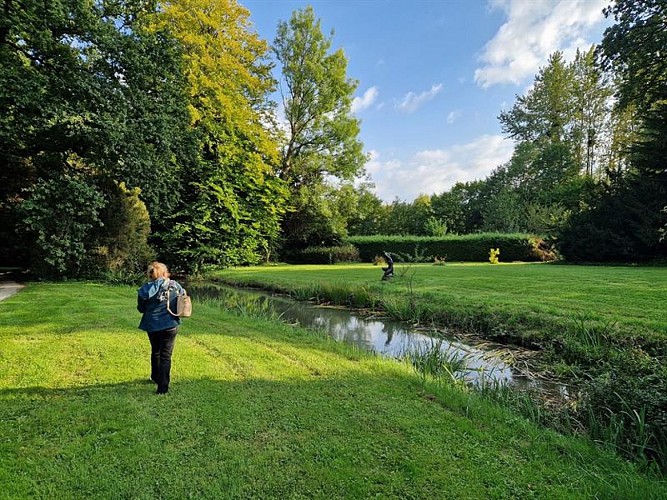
1 283 665 498
208 263 667 349
208 263 667 470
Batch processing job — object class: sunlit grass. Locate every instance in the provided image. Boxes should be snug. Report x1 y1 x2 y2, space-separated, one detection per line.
0 283 665 498
210 262 667 345
210 262 667 471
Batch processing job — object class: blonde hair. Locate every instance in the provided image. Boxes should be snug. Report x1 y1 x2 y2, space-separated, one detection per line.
147 261 170 281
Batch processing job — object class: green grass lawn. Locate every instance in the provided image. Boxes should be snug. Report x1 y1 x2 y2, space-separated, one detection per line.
1 282 665 498
209 262 667 346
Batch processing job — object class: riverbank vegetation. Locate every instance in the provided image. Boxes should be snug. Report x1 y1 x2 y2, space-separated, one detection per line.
1 282 665 498
209 262 667 471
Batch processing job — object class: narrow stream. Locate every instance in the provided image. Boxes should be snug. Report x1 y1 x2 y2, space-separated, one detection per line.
188 283 569 399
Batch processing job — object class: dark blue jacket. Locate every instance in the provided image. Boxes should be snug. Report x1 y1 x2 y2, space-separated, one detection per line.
137 278 183 332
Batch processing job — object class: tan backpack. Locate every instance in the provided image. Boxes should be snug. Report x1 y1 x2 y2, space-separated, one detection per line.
166 283 192 317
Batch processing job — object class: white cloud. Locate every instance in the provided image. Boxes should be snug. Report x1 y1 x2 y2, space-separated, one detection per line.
446 110 462 124
475 0 608 88
397 83 443 113
367 135 515 202
351 86 379 113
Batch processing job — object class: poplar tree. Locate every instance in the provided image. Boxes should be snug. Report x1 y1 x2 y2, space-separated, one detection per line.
273 6 366 249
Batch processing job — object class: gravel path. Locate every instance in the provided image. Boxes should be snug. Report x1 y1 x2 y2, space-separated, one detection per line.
0 279 24 302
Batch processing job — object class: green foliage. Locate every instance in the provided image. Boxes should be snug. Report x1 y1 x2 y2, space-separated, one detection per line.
284 244 360 265
499 51 577 144
346 184 388 236
580 353 667 470
380 195 433 236
273 5 366 251
559 0 667 263
20 171 105 278
558 170 667 262
600 0 667 113
0 0 192 210
480 188 524 233
469 48 617 249
0 0 195 274
523 202 570 238
91 180 154 274
430 188 468 235
346 234 552 263
279 183 349 250
1 0 291 277
423 216 448 237
274 5 365 185
152 0 288 273
19 173 155 278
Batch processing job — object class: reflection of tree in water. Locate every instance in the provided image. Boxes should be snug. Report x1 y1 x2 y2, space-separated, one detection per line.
189 284 423 354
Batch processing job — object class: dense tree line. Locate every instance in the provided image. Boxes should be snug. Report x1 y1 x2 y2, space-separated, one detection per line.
1 0 664 277
0 0 364 277
342 0 666 263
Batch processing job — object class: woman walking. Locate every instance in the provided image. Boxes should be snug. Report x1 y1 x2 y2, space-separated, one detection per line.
137 262 184 394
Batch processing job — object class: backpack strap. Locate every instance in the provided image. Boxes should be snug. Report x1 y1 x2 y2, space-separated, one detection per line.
165 280 182 316
166 286 173 316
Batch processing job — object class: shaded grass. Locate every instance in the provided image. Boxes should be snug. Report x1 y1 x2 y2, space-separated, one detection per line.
0 283 665 498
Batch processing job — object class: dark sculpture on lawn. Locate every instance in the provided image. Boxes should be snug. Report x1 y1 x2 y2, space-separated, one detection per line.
381 251 394 280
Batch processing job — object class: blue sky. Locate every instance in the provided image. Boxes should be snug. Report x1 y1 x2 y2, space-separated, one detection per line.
240 0 612 202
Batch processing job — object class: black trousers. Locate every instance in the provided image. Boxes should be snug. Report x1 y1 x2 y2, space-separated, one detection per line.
148 327 178 394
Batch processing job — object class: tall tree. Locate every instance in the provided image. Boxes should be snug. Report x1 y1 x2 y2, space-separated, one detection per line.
599 0 667 113
152 0 288 271
499 49 614 178
430 188 467 235
571 47 613 177
492 51 615 237
346 184 388 236
602 0 667 242
0 0 190 274
559 0 667 261
273 6 366 249
499 52 576 145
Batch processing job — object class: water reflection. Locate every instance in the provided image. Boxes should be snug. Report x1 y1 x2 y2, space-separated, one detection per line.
189 283 568 397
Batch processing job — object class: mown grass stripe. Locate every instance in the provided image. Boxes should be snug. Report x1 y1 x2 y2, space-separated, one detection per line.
0 282 664 498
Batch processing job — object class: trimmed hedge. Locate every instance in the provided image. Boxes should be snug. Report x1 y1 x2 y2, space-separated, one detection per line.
283 245 361 264
345 233 554 263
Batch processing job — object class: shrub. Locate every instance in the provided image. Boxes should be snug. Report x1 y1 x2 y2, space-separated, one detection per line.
489 248 500 264
20 173 105 278
346 234 554 263
90 180 154 275
558 176 667 263
580 355 667 471
284 245 360 264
